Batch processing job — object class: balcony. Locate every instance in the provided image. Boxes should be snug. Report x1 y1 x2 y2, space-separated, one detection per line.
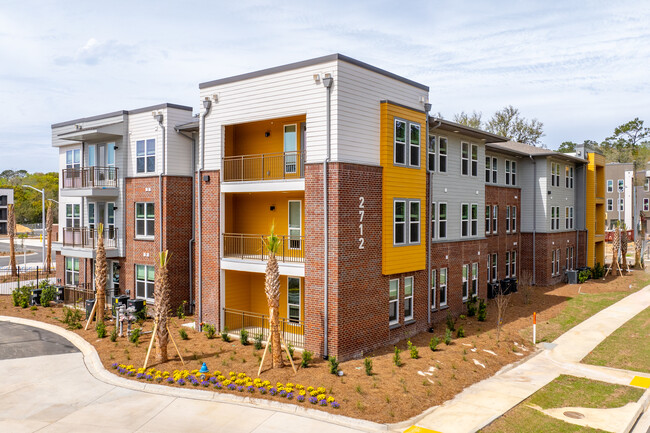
62 227 118 249
223 308 304 348
223 233 304 263
61 167 119 197
223 151 304 183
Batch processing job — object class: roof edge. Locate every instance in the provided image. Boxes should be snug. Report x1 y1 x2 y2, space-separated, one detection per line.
52 103 193 129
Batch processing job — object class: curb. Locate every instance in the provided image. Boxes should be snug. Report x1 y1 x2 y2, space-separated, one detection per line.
625 387 650 433
0 315 386 432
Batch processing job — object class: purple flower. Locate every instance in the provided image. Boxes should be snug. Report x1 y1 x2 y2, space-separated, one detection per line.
201 381 210 387
166 377 174 384
145 374 154 381
269 387 278 396
296 395 305 402
279 390 287 397
319 399 327 406
227 383 236 391
136 373 145 379
111 363 118 369
237 385 244 392
286 392 294 400
191 380 199 387
259 387 267 394
309 396 318 404
209 377 217 384
247 386 255 393
331 401 340 409
177 378 186 386
214 382 223 389
127 371 134 377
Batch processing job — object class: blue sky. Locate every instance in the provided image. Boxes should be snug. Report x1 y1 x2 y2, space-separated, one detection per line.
1 0 649 172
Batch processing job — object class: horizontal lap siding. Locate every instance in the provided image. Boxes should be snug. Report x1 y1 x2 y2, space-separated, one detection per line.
165 108 194 176
51 115 124 148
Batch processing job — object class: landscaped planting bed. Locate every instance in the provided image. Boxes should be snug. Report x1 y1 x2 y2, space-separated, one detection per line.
0 271 645 423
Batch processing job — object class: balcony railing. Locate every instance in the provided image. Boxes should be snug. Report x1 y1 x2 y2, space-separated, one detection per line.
223 151 304 182
223 308 304 348
222 233 304 263
62 167 118 189
62 227 118 249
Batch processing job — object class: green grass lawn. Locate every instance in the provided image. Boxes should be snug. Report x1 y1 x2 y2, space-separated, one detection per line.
582 306 650 373
480 375 644 433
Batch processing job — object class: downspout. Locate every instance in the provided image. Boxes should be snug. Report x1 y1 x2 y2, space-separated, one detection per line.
426 110 438 326
322 75 333 359
155 114 166 252
198 99 212 327
177 128 197 314
529 155 537 285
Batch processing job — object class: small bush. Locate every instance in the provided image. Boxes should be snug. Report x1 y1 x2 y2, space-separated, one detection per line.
287 343 294 359
467 296 477 317
30 305 37 311
592 262 604 279
221 327 231 342
364 357 373 376
11 286 30 308
477 299 487 322
254 334 263 350
203 323 216 339
578 268 592 284
110 326 118 342
40 286 58 307
301 350 313 368
328 356 339 374
136 305 147 322
176 300 187 319
407 340 419 359
393 346 402 367
446 313 455 331
179 328 189 340
444 328 452 345
129 328 141 345
240 329 249 345
96 320 107 338
61 307 83 329
429 336 440 351
38 280 50 289
456 325 465 338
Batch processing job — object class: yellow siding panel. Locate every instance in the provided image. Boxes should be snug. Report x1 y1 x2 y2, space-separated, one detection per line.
225 270 252 311
226 192 305 237
380 102 427 275
224 115 305 157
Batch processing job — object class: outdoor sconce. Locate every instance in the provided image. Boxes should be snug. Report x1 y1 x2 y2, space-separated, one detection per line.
270 205 276 211
113 206 118 211
265 131 270 137
114 145 119 150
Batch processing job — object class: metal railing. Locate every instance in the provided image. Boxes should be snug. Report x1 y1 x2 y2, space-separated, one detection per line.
63 283 94 307
62 227 118 249
0 266 56 294
223 151 304 182
223 308 304 348
62 167 118 189
222 233 304 263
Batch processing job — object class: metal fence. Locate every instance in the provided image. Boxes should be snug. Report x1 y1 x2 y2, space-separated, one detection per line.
62 167 118 189
223 308 304 348
62 227 118 249
223 151 304 182
62 283 94 307
222 233 304 263
0 266 56 294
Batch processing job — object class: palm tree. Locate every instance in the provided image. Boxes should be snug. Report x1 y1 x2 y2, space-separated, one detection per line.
621 223 629 270
8 204 16 277
612 221 621 275
263 225 283 368
154 250 171 363
95 223 107 323
45 202 53 274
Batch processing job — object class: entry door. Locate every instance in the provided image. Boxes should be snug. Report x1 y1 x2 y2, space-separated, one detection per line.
97 202 106 234
288 200 301 250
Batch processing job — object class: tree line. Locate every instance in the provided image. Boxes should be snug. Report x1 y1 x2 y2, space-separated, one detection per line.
0 170 59 224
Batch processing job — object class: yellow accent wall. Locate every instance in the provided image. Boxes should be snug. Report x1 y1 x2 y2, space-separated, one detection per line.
224 192 305 236
380 102 427 275
224 115 305 157
586 152 606 267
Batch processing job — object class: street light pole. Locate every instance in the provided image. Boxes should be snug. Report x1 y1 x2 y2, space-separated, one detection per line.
22 185 46 268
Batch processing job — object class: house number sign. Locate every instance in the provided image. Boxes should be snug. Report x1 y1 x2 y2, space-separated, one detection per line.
359 196 365 249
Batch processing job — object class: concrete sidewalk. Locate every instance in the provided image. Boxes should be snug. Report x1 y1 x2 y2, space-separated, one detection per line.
409 285 650 433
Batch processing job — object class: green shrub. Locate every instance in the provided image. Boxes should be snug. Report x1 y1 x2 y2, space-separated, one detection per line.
240 329 249 345
110 326 117 342
578 268 592 283
301 350 313 368
176 301 187 319
393 346 402 367
61 307 83 329
220 327 231 342
429 336 440 351
446 313 455 331
30 305 37 311
179 328 188 340
136 305 147 322
11 286 30 308
407 340 419 359
592 262 604 279
96 320 107 338
364 357 373 376
477 299 487 322
40 286 58 307
254 334 263 350
203 323 216 339
38 280 50 289
287 343 294 359
456 325 465 338
328 356 339 374
444 328 452 345
467 296 477 317
129 328 141 345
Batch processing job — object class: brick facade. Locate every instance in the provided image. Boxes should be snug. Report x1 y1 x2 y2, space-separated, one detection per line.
520 230 587 286
485 185 521 283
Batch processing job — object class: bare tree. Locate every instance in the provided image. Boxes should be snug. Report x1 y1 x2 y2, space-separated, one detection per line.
494 285 510 342
155 250 171 363
45 202 53 274
8 204 17 276
519 270 533 305
94 223 107 323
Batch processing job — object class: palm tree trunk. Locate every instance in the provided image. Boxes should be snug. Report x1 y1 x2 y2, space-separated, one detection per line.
46 203 53 274
621 228 628 270
95 224 107 323
155 251 171 363
8 204 16 277
265 252 283 368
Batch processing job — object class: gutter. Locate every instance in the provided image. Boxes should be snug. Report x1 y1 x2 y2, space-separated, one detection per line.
322 75 333 359
156 114 166 252
198 99 212 327
426 112 438 324
530 155 537 285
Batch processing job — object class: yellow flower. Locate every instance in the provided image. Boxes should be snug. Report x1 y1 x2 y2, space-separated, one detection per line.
223 379 232 386
214 370 222 376
299 390 306 396
310 390 318 397
296 384 304 390
229 371 236 377
327 396 335 403
238 372 247 379
316 387 326 394
317 394 326 401
286 383 294 388
306 386 314 392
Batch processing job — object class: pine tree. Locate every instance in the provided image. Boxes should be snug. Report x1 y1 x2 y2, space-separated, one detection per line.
154 251 171 363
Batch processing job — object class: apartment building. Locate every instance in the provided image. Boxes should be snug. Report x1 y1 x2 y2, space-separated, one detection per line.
604 162 650 233
51 103 195 311
575 144 606 267
0 188 14 235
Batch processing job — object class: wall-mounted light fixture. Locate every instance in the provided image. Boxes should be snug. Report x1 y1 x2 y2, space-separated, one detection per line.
113 206 118 211
113 145 119 150
313 74 321 83
265 131 270 137
270 205 276 211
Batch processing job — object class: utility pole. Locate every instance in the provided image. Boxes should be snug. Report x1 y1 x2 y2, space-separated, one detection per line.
22 185 46 268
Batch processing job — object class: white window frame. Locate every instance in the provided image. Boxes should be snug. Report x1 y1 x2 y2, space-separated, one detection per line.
645 178 650 192
618 179 624 192
485 205 491 235
431 269 437 311
491 253 498 282
570 247 574 270
430 202 436 240
409 200 421 244
135 264 155 302
439 268 447 307
389 279 399 325
135 202 155 238
505 160 513 185
88 203 95 231
511 161 517 185
136 138 156 174
394 119 420 168
556 249 561 276
492 157 498 183
439 137 448 173
461 203 469 237
471 144 478 177
409 123 421 168
644 198 650 212
438 202 447 239
552 250 556 276
462 264 469 301
428 135 436 172
569 207 574 229
65 257 80 286
394 200 406 246
607 179 613 193
66 149 81 169
66 204 80 228
566 247 570 271
485 156 491 183
492 205 498 233
288 200 302 250
471 262 478 297
471 203 478 236
394 199 420 246
567 166 574 188
511 251 517 277
461 142 470 176
506 206 511 232
394 119 407 166
607 199 613 212
505 251 511 278
512 205 517 233
404 276 414 321
287 277 301 322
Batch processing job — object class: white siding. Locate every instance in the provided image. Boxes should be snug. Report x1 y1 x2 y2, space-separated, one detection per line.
52 114 124 148
164 108 194 176
126 111 163 177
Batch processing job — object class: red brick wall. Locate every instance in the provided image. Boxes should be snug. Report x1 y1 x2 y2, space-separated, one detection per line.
485 185 521 284
520 230 586 286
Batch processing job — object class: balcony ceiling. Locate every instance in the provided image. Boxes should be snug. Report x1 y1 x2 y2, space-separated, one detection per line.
58 122 123 142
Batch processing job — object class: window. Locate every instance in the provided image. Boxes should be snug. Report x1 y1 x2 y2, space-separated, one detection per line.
471 204 478 236
389 279 399 325
645 198 650 212
394 119 420 167
428 136 436 172
288 277 301 322
619 198 624 212
471 263 478 297
512 206 517 233
569 247 573 270
136 139 155 173
431 269 437 310
66 149 80 169
462 264 469 301
288 200 302 249
430 202 436 240
284 125 298 173
107 202 115 237
65 204 80 228
492 157 498 183
504 160 517 185
394 199 420 245
461 204 469 237
607 199 613 212
645 178 650 192
551 206 560 230
568 207 574 229
394 200 405 245
485 205 491 234
551 162 560 187
566 166 574 188
511 251 517 277
556 249 560 276
485 156 491 183
566 247 570 272
439 269 447 307
65 257 79 286
438 203 447 239
395 120 406 165
607 180 613 193
136 202 155 238
506 206 511 232
551 250 556 275
88 203 95 231
471 144 478 176
491 253 498 282
404 276 414 321
410 124 420 167
505 252 510 277
618 179 624 192
492 205 498 233
410 201 420 244
439 137 447 172
136 264 155 301
461 142 469 175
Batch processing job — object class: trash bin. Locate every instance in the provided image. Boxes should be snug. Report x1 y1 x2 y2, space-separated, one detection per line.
111 295 129 317
29 288 43 306
55 285 65 302
487 282 499 299
85 299 96 320
505 278 518 293
127 299 146 320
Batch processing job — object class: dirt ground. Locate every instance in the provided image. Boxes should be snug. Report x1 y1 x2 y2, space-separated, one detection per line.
1 270 647 423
